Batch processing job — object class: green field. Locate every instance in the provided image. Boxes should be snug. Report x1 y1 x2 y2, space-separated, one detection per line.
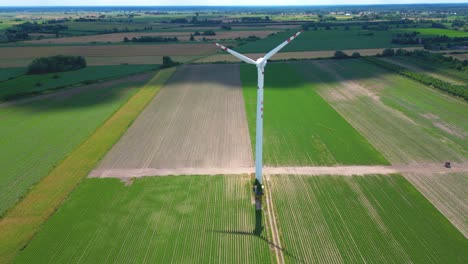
236 28 410 53
15 175 273 263
240 63 388 166
269 174 468 263
293 59 468 164
399 27 468 37
0 64 158 101
0 67 25 82
384 56 468 84
0 74 151 215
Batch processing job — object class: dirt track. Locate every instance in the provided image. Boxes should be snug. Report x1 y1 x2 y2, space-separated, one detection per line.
89 163 468 178
93 64 253 172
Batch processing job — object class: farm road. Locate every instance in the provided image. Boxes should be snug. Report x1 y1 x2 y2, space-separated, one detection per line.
89 163 468 178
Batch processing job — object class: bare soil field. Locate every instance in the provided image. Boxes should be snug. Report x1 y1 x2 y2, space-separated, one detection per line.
196 47 422 63
0 43 216 59
22 30 279 44
294 60 467 165
403 172 468 237
92 64 253 173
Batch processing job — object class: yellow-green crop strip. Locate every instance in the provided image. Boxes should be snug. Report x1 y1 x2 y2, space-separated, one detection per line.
0 67 175 264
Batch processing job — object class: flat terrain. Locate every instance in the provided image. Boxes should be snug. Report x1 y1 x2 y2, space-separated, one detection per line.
381 56 467 85
268 174 468 263
22 30 279 44
198 47 421 63
403 172 468 237
15 175 273 264
241 63 388 166
0 44 215 67
235 29 413 53
399 27 468 37
93 64 253 175
0 73 152 215
293 59 468 164
0 65 158 101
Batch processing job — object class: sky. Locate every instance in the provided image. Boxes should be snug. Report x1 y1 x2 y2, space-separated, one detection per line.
0 0 466 7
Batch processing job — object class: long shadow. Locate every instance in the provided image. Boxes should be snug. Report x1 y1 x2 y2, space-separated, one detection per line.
211 208 297 261
2 59 390 111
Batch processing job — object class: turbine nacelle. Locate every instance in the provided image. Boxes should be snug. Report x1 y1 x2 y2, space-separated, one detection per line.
256 57 267 68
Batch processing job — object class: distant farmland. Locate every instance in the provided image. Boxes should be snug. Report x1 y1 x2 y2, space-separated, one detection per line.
15 175 273 264
0 43 216 67
269 174 467 263
241 63 388 166
0 73 152 215
0 64 158 101
235 28 414 53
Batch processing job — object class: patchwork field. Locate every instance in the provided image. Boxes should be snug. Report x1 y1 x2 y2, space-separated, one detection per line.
403 172 468 237
15 175 273 264
235 29 412 53
0 64 158 101
198 47 422 63
91 64 253 178
0 73 153 215
241 63 388 166
268 174 468 263
22 30 279 44
293 59 468 164
0 43 216 59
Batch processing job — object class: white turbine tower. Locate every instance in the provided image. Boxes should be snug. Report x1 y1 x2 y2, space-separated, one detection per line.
216 30 302 195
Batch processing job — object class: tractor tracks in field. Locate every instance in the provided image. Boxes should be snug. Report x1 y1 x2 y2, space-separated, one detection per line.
264 174 285 264
89 162 468 179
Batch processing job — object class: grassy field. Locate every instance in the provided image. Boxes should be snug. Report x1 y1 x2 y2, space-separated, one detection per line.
240 63 388 166
0 68 175 263
235 28 410 53
399 28 468 37
0 65 159 101
15 175 273 263
0 67 25 82
382 56 468 84
293 59 468 164
269 174 467 263
0 74 153 215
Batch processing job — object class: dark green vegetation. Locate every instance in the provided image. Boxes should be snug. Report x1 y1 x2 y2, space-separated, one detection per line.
15 175 273 264
27 55 86 74
0 67 25 82
0 74 150 215
365 57 468 100
241 63 388 166
270 174 468 263
236 28 408 53
0 64 158 101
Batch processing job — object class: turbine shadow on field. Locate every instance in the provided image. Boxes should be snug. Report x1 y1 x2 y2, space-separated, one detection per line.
210 209 297 260
2 59 389 111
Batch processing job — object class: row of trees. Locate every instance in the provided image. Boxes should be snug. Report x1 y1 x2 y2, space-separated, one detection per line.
4 21 68 42
27 55 86 74
123 36 178 43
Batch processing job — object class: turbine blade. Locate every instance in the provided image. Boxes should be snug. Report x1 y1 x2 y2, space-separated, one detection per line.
262 30 303 61
215 43 256 65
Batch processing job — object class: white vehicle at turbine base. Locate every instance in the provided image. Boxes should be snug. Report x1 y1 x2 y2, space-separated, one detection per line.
215 30 303 195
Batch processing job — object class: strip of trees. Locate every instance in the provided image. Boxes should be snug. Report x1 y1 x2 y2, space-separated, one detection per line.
27 55 86 74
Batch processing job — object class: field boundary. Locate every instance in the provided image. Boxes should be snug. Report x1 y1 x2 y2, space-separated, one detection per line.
0 67 176 264
89 163 468 178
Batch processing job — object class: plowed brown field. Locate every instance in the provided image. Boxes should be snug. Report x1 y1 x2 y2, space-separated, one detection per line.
92 64 253 173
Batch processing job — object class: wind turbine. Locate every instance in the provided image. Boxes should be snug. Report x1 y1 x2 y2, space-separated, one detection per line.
215 30 303 195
